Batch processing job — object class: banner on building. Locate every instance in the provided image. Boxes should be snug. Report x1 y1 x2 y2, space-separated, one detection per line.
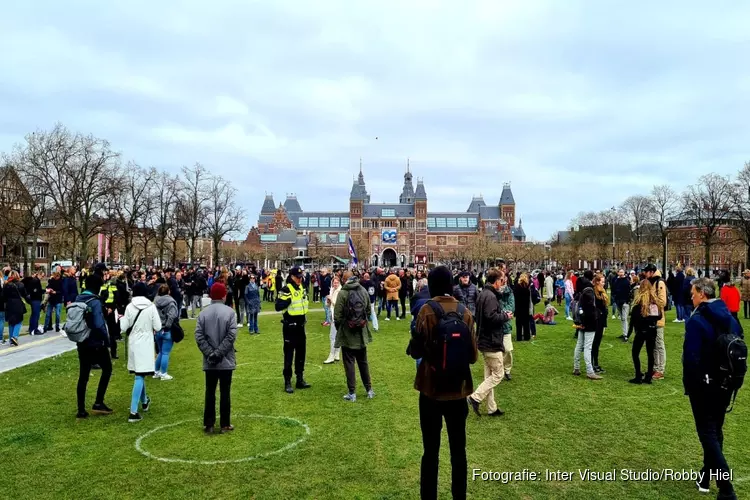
381 229 397 244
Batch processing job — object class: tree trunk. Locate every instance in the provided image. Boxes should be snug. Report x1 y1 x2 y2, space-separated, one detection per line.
213 237 221 269
704 239 711 277
124 229 133 266
661 234 668 276
746 243 750 271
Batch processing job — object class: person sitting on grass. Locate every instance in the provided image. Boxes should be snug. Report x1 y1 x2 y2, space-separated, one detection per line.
195 283 238 434
120 282 162 423
628 279 661 385
533 300 559 325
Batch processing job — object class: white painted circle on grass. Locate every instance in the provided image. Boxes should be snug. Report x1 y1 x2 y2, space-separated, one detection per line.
135 414 310 464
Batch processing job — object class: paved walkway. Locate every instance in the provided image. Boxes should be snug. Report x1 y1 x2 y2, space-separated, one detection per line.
0 307 326 374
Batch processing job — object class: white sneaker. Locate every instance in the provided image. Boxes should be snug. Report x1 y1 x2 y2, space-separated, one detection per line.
696 481 710 493
672 319 681 323
612 315 616 320
566 317 573 321
153 372 162 379
323 357 335 364
60 330 67 337
160 373 174 381
385 318 390 321
396 317 401 321
237 323 243 327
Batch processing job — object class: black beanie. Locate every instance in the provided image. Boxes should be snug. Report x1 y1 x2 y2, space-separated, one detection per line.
428 266 453 298
84 274 103 294
132 282 149 298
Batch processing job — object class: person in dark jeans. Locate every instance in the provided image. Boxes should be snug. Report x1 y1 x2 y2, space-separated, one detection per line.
399 269 409 319
513 274 532 341
628 279 660 384
23 271 44 335
411 266 478 500
684 277 741 500
195 282 238 434
591 274 609 373
74 274 113 419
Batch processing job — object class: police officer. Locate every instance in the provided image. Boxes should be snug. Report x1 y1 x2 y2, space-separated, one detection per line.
102 271 121 359
275 266 311 394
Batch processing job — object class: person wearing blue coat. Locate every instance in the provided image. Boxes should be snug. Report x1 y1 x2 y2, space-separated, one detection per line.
244 276 262 334
682 268 697 318
672 267 686 322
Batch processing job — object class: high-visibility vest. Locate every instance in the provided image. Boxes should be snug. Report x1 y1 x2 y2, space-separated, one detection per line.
280 283 308 316
105 284 117 304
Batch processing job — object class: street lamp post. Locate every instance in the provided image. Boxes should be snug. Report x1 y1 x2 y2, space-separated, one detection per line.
611 206 616 268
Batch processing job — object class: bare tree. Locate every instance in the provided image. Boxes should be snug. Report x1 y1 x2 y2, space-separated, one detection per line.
204 175 246 267
22 124 121 266
682 174 733 276
620 195 652 243
731 161 750 268
178 163 211 263
646 185 679 275
148 171 180 266
112 163 155 265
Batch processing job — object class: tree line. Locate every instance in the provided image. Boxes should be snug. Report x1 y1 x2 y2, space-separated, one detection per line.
0 123 246 271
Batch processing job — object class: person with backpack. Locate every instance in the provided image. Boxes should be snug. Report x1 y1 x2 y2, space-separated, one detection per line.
323 276 342 364
154 284 179 381
120 282 162 423
684 277 744 499
3 271 28 347
70 274 113 419
333 271 374 401
244 275 262 335
628 280 661 384
411 266 477 500
572 286 602 380
643 264 668 380
591 274 610 374
467 268 513 417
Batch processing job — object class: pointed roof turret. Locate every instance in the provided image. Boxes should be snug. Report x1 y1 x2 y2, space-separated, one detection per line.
350 163 370 202
467 195 486 213
400 159 416 203
260 193 276 214
415 178 427 200
284 194 302 212
500 182 515 205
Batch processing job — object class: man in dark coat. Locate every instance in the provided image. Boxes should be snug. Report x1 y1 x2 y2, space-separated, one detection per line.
453 271 478 316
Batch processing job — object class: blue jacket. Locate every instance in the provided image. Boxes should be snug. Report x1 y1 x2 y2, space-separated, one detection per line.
410 287 432 336
672 272 686 305
62 276 79 304
76 291 109 348
612 277 631 305
683 299 743 393
682 276 695 305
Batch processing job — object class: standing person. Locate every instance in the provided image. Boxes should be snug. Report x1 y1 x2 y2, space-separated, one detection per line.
323 276 342 364
319 268 332 327
44 271 64 333
183 270 195 319
275 267 311 394
564 271 575 320
72 274 113 418
673 266 687 323
591 274 610 374
554 274 564 306
384 270 402 321
102 273 122 359
513 274 532 341
195 283 238 434
311 272 319 303
333 271 374 401
244 275 262 335
192 271 207 318
120 282 162 423
682 267 697 318
399 269 410 319
643 264 668 380
720 281 741 322
23 271 44 336
154 284 179 380
452 271 478 317
684 277 742 499
359 272 379 332
572 286 602 380
467 268 513 417
741 270 750 320
544 272 554 304
234 271 248 327
411 266 477 500
274 270 284 308
628 280 660 384
4 272 28 347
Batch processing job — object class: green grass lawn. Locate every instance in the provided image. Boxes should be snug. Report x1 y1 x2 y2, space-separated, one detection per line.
1 304 749 499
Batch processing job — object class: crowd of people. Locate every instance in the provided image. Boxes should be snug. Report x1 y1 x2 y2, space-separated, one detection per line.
0 257 743 499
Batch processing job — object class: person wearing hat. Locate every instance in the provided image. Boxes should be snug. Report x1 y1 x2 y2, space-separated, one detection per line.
643 263 667 380
195 282 238 434
275 266 311 394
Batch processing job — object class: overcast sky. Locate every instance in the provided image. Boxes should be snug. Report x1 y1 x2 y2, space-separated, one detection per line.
1 1 749 241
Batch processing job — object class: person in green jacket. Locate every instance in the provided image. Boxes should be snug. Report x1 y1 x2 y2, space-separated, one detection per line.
334 271 374 402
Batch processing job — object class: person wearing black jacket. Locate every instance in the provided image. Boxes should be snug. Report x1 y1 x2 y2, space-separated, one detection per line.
572 286 602 379
234 271 249 327
399 269 410 319
453 271 478 316
628 279 661 384
44 271 64 332
513 274 532 341
3 272 28 346
467 269 513 417
23 271 44 335
192 271 208 318
591 275 609 374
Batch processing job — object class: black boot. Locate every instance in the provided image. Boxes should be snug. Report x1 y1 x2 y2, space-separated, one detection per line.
296 378 311 389
284 380 294 394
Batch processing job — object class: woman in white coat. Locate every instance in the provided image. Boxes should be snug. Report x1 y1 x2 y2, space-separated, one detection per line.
120 282 162 423
323 276 341 364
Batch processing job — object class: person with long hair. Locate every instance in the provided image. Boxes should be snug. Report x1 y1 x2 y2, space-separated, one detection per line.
244 275 262 334
591 274 609 373
628 280 661 384
44 271 64 332
513 273 532 341
154 284 179 381
3 271 28 347
323 276 342 364
564 271 575 320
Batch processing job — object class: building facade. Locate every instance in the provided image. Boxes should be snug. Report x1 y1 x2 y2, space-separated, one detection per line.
248 166 525 267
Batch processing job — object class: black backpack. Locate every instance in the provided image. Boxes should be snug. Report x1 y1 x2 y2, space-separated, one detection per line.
714 329 747 413
345 287 369 329
426 301 472 392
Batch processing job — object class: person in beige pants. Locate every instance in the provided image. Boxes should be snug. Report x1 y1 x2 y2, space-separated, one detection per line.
643 265 667 379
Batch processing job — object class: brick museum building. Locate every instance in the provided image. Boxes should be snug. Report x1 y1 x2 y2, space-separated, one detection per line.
246 167 525 268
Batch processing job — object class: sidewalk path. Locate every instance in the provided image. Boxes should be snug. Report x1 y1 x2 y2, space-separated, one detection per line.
0 307 325 374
